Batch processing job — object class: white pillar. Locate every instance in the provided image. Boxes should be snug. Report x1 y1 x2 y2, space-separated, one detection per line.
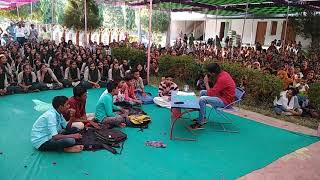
166 10 171 47
16 6 20 19
241 2 249 46
84 0 88 46
147 0 153 84
203 12 207 41
215 9 218 37
30 2 33 20
250 18 254 47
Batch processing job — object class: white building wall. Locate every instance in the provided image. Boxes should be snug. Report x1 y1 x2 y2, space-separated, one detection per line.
170 12 311 48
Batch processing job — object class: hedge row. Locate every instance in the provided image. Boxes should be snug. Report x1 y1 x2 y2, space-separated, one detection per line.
308 83 320 110
112 47 146 68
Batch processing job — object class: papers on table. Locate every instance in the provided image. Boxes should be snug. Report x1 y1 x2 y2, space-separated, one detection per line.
176 91 195 96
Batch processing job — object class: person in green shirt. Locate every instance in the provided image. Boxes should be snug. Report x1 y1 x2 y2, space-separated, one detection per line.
95 81 127 127
189 33 195 47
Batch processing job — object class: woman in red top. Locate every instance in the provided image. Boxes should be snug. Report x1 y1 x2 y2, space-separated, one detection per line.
123 75 142 105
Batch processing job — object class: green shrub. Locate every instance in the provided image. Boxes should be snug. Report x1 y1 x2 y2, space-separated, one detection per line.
112 47 146 68
158 55 202 85
308 83 320 110
204 61 283 104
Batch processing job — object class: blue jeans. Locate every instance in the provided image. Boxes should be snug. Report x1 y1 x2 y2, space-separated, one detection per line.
274 105 286 115
197 90 225 124
38 138 76 151
135 90 154 104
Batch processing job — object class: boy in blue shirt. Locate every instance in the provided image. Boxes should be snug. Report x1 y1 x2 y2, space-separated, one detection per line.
31 96 83 153
95 81 127 128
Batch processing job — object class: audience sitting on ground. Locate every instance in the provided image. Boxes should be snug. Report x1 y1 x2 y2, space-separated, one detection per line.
31 96 84 152
274 87 302 116
133 70 154 104
94 81 127 128
122 74 142 105
62 85 100 130
153 74 179 108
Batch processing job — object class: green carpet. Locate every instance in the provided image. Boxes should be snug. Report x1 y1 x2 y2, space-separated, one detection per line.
0 86 318 180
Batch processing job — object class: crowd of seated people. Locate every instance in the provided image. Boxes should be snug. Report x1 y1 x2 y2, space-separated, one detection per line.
0 37 153 96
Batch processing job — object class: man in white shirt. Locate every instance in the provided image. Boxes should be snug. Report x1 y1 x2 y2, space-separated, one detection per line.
15 22 26 45
274 87 302 116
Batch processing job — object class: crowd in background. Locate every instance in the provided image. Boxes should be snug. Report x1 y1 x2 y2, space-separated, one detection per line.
0 22 319 117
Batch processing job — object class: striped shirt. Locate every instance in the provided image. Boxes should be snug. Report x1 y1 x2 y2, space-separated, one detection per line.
158 81 179 97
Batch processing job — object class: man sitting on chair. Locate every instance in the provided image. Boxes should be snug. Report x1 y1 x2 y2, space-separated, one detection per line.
153 74 179 108
190 63 235 130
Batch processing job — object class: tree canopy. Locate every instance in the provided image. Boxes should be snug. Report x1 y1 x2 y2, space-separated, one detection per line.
63 0 103 30
141 9 170 33
290 10 320 52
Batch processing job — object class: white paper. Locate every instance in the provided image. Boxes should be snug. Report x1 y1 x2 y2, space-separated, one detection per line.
176 91 195 96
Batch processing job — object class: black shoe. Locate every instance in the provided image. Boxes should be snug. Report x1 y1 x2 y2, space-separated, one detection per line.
192 119 208 124
190 123 205 130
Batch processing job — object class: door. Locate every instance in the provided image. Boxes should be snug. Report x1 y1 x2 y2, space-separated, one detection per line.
255 22 267 45
220 22 225 39
281 20 296 43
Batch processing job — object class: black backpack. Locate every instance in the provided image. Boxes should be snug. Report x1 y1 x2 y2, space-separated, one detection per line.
79 127 127 154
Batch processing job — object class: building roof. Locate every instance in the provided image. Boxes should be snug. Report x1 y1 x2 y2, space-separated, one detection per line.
129 0 320 17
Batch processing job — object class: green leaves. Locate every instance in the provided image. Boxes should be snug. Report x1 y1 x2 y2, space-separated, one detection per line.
308 83 320 110
290 10 320 52
141 10 170 33
63 0 102 30
112 47 146 68
159 55 201 84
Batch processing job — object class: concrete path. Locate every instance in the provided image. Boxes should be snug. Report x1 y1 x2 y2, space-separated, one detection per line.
229 109 320 180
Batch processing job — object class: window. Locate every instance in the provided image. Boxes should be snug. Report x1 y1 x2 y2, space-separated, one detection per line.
271 21 277 35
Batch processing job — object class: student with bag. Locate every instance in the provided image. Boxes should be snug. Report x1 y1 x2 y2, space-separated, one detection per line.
95 81 128 128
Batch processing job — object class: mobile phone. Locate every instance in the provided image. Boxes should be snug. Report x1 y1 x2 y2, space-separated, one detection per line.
174 102 184 104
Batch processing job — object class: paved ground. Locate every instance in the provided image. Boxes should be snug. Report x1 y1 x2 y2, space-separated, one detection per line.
231 109 320 180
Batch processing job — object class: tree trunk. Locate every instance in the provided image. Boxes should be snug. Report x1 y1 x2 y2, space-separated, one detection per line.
109 31 112 44
62 28 66 40
76 30 80 46
88 31 92 43
99 30 102 44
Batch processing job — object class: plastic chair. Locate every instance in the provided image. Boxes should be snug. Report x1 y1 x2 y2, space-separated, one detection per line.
207 87 245 133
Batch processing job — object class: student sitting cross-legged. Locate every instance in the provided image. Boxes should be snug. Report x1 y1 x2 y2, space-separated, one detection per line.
17 64 40 93
0 66 15 96
133 70 154 104
153 74 179 108
94 81 128 128
31 96 84 153
63 85 100 130
122 74 143 105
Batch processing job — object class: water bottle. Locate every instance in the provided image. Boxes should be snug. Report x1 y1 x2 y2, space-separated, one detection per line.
184 85 189 92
